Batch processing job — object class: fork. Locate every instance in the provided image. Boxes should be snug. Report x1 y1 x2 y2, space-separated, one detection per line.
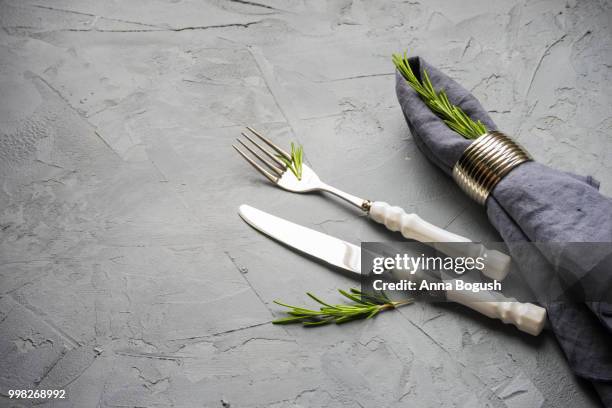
233 126 511 281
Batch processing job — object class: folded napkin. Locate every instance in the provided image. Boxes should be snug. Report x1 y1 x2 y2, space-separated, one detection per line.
395 56 612 406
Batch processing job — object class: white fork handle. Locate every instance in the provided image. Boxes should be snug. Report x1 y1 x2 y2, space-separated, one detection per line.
369 201 511 281
445 286 547 336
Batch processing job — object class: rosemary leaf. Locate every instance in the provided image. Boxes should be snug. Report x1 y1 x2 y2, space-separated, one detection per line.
366 309 380 319
392 52 487 140
303 319 334 326
337 289 374 305
276 141 304 180
273 316 313 324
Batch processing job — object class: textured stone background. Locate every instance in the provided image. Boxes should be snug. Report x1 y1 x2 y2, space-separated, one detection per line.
0 0 611 407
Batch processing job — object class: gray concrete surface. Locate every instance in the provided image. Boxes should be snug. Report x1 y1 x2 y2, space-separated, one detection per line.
0 0 611 407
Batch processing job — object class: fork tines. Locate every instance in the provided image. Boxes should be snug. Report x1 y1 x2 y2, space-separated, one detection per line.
233 127 291 183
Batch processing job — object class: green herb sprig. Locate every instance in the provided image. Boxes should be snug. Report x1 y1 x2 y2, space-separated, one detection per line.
392 52 487 139
277 142 303 180
272 288 413 326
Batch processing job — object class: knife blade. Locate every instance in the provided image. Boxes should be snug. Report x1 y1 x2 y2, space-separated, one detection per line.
238 204 547 335
239 204 361 275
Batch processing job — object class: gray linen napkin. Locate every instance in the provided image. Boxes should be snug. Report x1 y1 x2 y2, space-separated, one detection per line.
395 56 612 405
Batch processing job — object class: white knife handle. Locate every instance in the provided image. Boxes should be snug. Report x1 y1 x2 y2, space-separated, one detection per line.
368 201 510 281
445 288 547 336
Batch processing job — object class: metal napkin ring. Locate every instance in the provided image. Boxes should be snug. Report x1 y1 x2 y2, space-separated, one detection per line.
452 131 531 206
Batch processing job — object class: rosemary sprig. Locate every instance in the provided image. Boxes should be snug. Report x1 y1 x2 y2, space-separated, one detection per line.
272 288 413 326
276 142 304 180
392 52 487 140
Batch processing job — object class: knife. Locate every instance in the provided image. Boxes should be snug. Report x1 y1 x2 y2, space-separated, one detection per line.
238 204 547 336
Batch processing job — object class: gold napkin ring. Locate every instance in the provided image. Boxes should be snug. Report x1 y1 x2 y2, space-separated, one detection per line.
452 131 531 206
